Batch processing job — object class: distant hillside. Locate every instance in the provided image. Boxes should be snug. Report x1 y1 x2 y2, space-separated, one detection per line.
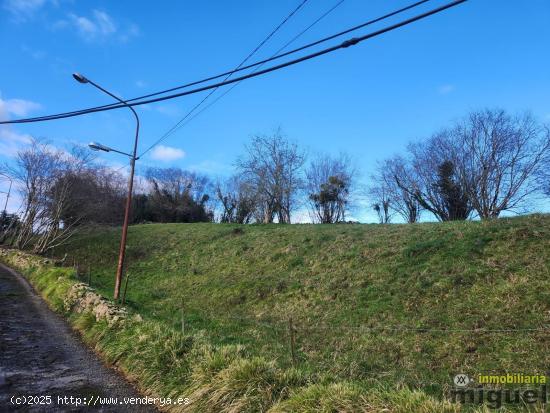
54 214 550 410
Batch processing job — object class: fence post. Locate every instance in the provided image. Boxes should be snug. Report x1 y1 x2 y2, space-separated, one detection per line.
181 299 185 335
121 272 130 305
288 316 297 367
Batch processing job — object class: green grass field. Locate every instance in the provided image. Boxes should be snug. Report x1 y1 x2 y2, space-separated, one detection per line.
49 214 550 411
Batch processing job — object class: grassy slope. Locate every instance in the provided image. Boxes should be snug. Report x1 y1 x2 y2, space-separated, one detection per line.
53 214 550 410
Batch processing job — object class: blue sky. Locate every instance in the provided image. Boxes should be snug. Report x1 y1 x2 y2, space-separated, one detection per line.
1 0 550 221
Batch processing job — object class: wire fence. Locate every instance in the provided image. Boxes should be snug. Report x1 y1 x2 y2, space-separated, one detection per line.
63 255 550 335
60 254 550 378
199 312 550 333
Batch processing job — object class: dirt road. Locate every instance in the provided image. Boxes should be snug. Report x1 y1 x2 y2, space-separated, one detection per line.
0 264 157 412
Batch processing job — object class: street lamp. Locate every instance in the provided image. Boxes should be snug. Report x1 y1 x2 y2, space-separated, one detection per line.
88 141 135 158
74 72 140 301
88 141 112 152
0 172 12 213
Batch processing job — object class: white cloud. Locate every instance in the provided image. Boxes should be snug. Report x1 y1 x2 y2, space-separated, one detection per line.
3 0 47 20
135 80 146 88
68 14 95 35
0 97 41 117
0 96 40 156
8 2 138 43
0 128 32 157
93 10 116 34
59 9 138 43
438 84 455 95
149 145 186 162
67 9 115 40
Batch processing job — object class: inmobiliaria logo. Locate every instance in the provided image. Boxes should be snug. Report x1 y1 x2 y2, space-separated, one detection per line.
451 373 548 409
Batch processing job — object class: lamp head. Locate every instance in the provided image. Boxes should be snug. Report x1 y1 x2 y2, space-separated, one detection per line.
72 72 89 84
88 142 110 152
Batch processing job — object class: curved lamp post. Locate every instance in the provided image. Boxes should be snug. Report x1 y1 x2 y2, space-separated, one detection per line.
73 72 140 301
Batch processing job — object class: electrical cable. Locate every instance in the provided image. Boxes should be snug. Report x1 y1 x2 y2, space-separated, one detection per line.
1 0 466 126
139 0 311 157
0 0 435 125
139 0 346 158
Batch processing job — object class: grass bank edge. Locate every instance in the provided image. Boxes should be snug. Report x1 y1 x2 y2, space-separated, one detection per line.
0 249 482 412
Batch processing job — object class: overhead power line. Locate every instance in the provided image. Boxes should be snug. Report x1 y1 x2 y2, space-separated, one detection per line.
139 0 311 157
1 0 466 125
1 0 433 125
139 0 346 158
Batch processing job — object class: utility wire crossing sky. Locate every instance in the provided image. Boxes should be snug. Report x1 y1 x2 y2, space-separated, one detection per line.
1 0 466 125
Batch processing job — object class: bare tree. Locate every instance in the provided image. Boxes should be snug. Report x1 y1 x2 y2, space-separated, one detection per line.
538 145 550 197
370 156 421 223
144 167 213 222
454 109 550 218
35 146 96 253
381 109 549 222
6 140 54 249
56 166 127 226
215 175 256 224
3 140 94 253
146 168 210 204
236 130 305 223
0 211 19 245
305 153 356 223
398 132 473 221
369 185 393 224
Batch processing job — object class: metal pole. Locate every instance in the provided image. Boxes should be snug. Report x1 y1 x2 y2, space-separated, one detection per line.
3 180 11 213
84 78 140 301
0 173 12 213
113 156 132 300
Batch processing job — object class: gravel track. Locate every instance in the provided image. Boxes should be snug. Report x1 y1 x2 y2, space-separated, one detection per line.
0 264 157 412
